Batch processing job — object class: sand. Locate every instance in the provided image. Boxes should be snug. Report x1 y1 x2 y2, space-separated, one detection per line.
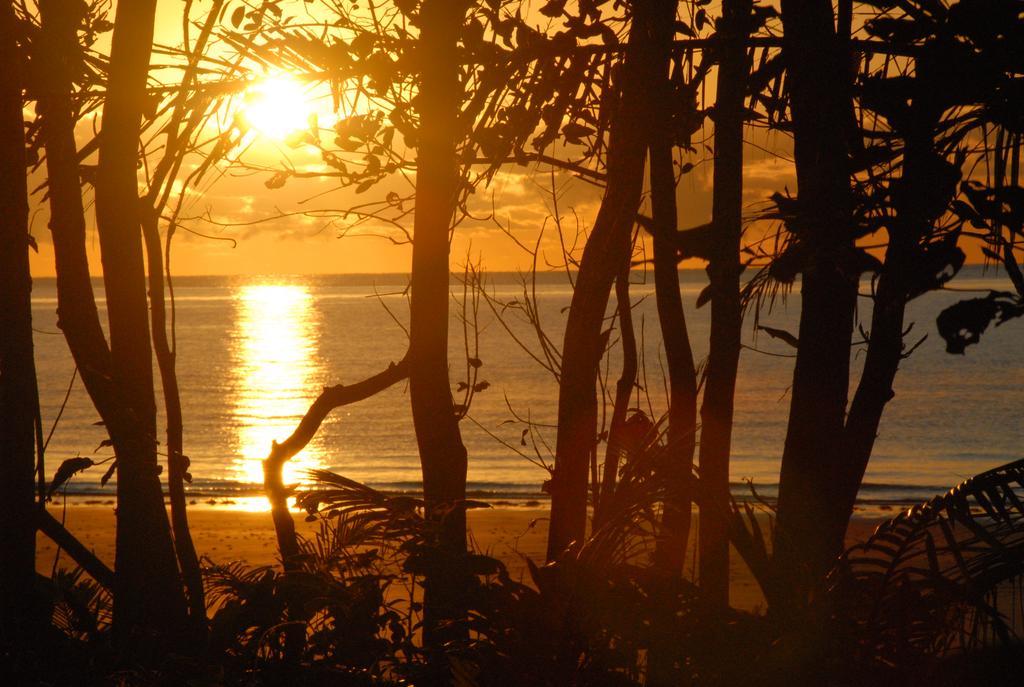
37 503 882 612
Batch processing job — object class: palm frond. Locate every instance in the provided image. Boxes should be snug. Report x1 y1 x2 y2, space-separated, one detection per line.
300 469 423 518
48 566 112 642
829 457 1024 661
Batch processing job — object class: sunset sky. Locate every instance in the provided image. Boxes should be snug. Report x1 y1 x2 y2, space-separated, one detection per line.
24 104 805 277
23 1 986 278
21 0 802 278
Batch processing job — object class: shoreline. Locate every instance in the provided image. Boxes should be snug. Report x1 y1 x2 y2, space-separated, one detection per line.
46 491 926 521
37 504 884 613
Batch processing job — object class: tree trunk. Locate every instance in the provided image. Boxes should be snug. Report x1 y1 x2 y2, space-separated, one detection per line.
136 2 225 635
409 0 471 646
37 0 117 413
650 125 698 576
596 262 637 522
772 0 858 605
644 10 699 683
547 2 657 560
141 212 205 634
0 0 41 638
697 0 751 607
834 66 943 542
263 357 409 566
95 0 188 642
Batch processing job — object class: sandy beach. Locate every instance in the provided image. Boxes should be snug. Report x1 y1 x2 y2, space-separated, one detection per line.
36 503 884 612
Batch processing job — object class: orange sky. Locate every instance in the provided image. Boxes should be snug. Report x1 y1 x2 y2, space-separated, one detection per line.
25 1 987 278
22 0 789 277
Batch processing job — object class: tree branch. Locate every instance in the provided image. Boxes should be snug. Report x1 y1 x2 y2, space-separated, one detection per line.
37 510 115 590
263 356 411 566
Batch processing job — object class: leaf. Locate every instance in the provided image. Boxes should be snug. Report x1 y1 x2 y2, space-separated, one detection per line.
394 0 417 16
864 16 930 43
950 199 987 229
350 31 375 57
49 457 94 498
696 283 712 309
597 23 618 46
937 291 1024 354
561 122 595 144
539 0 566 17
264 171 289 189
95 438 113 452
472 380 491 393
363 154 381 175
904 238 965 300
757 325 799 348
467 357 483 368
837 456 1024 651
100 461 117 487
230 5 244 28
695 8 707 31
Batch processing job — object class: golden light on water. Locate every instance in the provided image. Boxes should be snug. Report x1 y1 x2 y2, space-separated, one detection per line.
232 283 324 487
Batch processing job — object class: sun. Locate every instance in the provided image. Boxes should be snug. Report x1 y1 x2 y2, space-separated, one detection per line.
240 76 314 140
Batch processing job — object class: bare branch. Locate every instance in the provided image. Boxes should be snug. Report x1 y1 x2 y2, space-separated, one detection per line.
263 356 411 566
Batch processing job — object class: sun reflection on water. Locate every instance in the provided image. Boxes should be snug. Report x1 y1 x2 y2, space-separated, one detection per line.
232 283 323 487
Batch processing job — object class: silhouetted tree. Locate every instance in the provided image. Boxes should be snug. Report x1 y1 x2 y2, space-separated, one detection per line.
35 0 190 645
225 0 478 646
408 0 474 645
768 0 1024 608
0 0 42 643
771 0 859 605
548 0 667 560
136 0 235 631
596 260 638 521
697 0 752 607
648 0 698 579
95 0 190 644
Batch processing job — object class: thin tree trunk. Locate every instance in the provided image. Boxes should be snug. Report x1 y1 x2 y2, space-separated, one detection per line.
135 2 224 633
834 73 942 542
547 2 656 560
409 0 471 645
650 135 698 576
698 0 751 607
37 0 117 413
773 0 858 605
95 0 188 641
834 279 904 532
0 0 41 637
646 13 699 677
38 2 194 642
141 212 205 633
596 262 638 522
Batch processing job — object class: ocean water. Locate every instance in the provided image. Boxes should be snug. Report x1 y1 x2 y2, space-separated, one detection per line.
31 267 1024 511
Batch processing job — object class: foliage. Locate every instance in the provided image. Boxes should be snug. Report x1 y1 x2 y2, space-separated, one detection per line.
10 0 1024 684
47 566 112 643
831 458 1024 659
